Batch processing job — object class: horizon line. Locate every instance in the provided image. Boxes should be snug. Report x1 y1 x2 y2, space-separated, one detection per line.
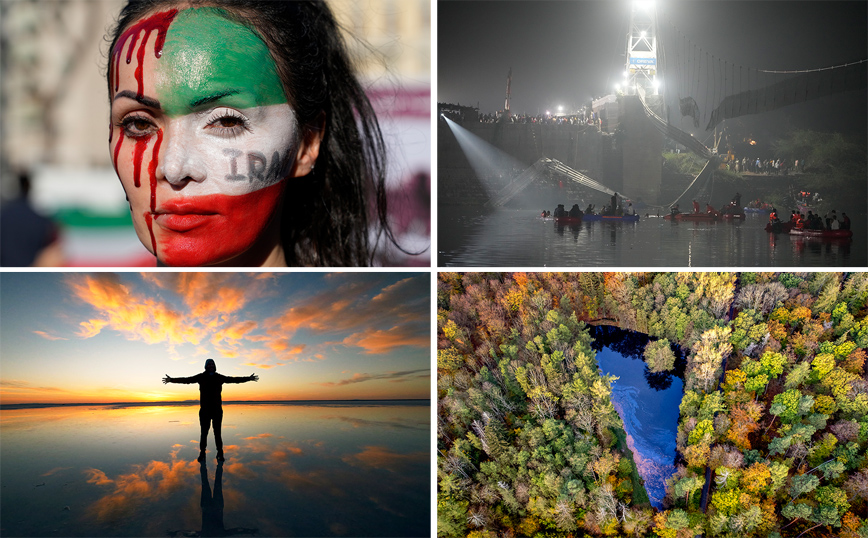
0 398 430 410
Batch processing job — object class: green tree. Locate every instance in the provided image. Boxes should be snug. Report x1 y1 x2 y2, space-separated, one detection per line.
644 338 676 373
813 485 850 527
673 475 705 508
789 473 820 500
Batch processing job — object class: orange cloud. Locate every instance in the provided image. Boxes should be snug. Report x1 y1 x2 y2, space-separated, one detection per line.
33 331 67 341
319 368 429 386
68 274 205 347
342 325 429 354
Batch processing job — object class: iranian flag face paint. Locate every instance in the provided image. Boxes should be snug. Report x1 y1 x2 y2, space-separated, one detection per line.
110 8 301 266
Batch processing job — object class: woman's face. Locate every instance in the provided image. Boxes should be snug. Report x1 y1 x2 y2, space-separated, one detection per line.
110 7 314 266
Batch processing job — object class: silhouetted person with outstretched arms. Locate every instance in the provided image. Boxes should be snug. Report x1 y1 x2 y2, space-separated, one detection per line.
163 359 258 462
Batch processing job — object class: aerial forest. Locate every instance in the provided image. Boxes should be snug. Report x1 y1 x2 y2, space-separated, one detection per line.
437 272 868 538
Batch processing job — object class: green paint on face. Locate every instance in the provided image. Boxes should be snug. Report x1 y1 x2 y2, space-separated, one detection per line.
155 7 287 117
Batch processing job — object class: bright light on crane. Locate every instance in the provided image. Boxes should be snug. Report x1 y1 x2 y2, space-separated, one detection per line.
633 1 655 13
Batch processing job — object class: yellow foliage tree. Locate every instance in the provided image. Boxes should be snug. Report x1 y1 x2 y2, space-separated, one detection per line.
741 462 771 494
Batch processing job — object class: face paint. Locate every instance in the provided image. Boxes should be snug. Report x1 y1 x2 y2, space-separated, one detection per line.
110 8 298 266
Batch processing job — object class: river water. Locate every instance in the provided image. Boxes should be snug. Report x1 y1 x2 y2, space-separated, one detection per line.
590 326 684 509
438 206 866 267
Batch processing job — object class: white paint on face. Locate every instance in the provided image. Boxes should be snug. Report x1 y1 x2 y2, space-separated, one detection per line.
159 103 299 196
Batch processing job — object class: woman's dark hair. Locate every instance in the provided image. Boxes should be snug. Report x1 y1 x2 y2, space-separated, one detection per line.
106 0 391 266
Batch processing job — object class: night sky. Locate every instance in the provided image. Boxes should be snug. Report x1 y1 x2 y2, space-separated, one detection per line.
438 1 867 137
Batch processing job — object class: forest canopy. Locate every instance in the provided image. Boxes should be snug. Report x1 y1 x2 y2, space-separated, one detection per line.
437 272 868 538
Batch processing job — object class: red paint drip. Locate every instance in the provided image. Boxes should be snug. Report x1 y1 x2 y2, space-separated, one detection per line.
134 29 154 98
111 9 179 93
149 129 163 213
145 212 157 257
132 137 150 188
112 134 124 174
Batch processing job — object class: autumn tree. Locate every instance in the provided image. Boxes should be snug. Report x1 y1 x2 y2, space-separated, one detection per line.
688 326 733 393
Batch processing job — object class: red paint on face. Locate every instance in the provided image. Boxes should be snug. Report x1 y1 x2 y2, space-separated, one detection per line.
145 211 157 255
148 129 163 213
112 9 178 95
112 133 124 174
132 136 150 188
152 181 285 266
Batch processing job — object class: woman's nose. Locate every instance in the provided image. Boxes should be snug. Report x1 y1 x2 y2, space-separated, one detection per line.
160 119 206 185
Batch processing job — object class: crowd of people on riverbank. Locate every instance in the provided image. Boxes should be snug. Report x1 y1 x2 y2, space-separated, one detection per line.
479 112 602 128
722 156 805 175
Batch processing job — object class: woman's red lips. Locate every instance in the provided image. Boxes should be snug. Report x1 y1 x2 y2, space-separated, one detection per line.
154 212 219 232
153 199 221 232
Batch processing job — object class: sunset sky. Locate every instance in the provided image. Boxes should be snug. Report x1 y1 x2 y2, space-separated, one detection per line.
0 272 430 404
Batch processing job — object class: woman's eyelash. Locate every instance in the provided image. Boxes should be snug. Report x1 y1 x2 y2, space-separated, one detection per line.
205 110 251 137
118 114 157 137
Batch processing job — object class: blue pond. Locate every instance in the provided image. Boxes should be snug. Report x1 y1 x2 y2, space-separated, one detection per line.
590 326 684 508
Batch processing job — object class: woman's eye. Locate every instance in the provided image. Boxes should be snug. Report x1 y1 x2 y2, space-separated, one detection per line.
205 112 249 137
216 117 243 128
120 116 157 138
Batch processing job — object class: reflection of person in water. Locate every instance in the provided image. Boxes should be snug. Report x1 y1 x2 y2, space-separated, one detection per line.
168 461 258 538
163 359 258 462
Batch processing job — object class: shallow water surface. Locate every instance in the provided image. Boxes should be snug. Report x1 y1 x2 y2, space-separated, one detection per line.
591 329 683 509
438 206 866 267
1 402 429 537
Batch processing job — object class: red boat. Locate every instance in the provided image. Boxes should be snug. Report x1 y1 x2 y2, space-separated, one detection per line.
765 221 795 233
664 212 718 222
789 228 853 239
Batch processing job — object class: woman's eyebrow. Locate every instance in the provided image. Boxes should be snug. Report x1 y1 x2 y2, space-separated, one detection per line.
190 90 241 108
113 90 162 110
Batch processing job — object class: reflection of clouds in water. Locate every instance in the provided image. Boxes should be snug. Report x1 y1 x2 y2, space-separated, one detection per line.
84 454 199 522
41 466 70 477
240 433 304 462
610 385 677 509
342 445 428 472
228 432 427 523
320 414 428 431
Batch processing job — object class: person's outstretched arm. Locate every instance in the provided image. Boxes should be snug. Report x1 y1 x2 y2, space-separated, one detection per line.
222 374 259 384
163 373 200 384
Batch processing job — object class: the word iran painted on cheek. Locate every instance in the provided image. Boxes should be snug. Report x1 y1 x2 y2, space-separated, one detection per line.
110 7 298 266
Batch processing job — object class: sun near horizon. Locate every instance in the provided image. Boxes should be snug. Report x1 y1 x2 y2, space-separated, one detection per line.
0 272 430 406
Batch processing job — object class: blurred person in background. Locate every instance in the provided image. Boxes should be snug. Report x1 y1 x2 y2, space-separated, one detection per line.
0 172 64 266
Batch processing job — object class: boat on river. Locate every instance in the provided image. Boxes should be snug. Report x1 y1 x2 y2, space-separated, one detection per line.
765 221 795 233
744 206 772 213
663 212 717 222
583 214 640 222
789 227 853 239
